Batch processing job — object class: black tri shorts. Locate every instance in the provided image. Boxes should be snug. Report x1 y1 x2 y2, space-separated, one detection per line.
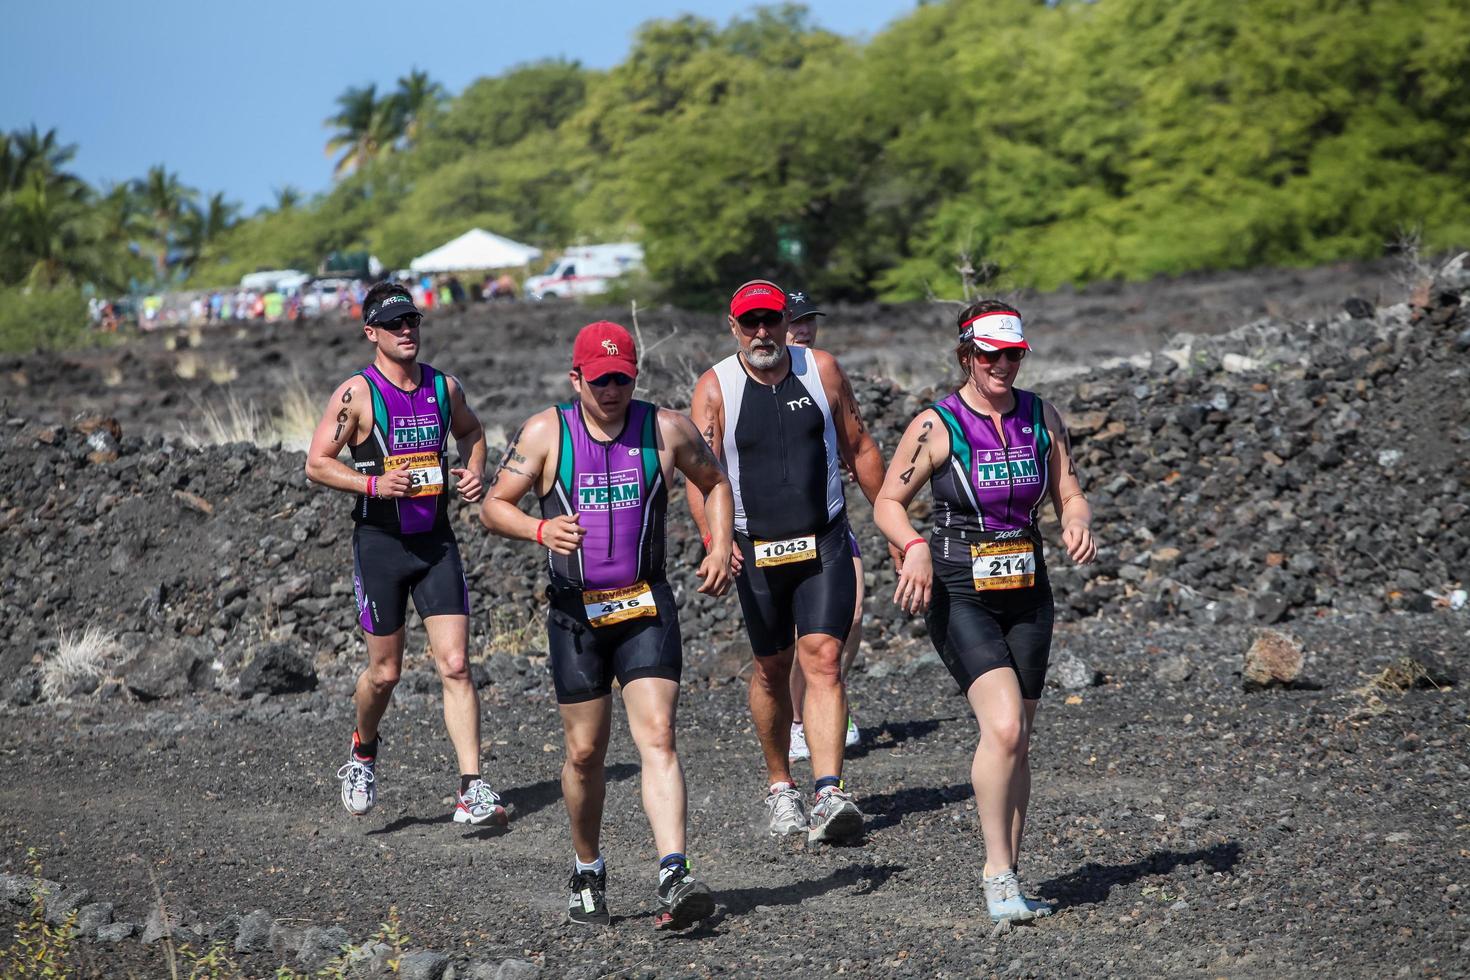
924 556 1054 700
546 579 683 704
351 523 470 636
734 515 857 657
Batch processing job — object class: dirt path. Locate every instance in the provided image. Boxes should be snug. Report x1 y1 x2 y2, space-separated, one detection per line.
4 617 1466 977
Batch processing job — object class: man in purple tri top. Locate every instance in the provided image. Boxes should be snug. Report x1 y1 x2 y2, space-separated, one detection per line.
305 281 506 828
480 321 735 931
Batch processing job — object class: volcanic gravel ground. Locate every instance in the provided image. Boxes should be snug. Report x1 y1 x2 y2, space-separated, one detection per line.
2 614 1467 978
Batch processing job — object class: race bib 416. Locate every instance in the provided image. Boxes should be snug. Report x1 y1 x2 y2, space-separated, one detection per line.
583 581 657 627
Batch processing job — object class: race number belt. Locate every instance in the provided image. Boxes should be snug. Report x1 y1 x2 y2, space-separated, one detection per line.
970 538 1037 591
384 451 444 496
582 581 657 627
753 533 817 568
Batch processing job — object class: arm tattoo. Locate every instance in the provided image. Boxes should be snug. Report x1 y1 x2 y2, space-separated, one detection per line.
691 437 719 470
341 389 352 404
490 425 527 485
701 422 717 448
333 407 349 442
839 376 866 430
1061 427 1078 479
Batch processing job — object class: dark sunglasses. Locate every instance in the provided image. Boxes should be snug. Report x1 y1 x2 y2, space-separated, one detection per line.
736 310 784 330
975 347 1026 364
376 314 422 331
586 372 634 388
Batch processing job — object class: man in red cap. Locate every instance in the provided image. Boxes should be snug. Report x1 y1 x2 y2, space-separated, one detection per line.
480 321 735 930
687 280 889 845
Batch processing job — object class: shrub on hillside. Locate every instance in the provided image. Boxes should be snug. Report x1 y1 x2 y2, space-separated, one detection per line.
0 286 90 354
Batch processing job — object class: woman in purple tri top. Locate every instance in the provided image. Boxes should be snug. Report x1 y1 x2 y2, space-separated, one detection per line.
874 299 1097 924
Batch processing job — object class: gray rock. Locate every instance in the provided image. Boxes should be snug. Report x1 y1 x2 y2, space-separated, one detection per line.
297 925 351 971
901 650 943 675
495 959 542 980
343 940 392 977
234 909 274 954
41 885 89 926
95 921 135 942
0 872 37 905
141 902 193 944
238 642 318 697
1153 655 1193 685
1050 653 1098 691
123 640 210 701
399 949 450 980
72 902 113 938
270 921 306 958
208 912 242 944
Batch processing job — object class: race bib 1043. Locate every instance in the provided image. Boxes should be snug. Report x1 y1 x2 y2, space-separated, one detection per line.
970 539 1036 591
753 534 817 568
385 451 444 496
583 581 657 627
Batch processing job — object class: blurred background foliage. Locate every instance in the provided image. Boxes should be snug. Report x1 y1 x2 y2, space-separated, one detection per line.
5 0 1469 319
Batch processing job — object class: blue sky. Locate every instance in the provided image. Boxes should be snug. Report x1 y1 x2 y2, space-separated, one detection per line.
5 1 915 212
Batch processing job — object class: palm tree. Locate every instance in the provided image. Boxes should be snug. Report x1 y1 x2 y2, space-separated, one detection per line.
178 191 240 268
273 185 302 212
1 125 81 193
134 165 198 282
324 84 406 176
396 69 445 142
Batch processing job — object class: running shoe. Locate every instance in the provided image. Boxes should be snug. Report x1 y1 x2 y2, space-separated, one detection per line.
453 778 509 826
566 868 610 926
765 782 808 836
337 732 377 816
653 863 715 930
807 785 864 844
845 714 861 748
982 869 1049 922
788 722 811 762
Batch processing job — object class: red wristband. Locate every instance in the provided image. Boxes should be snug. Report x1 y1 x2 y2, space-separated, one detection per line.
702 534 712 550
535 519 547 545
367 476 376 499
903 537 927 555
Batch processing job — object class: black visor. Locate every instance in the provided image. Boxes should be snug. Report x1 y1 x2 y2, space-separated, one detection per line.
364 293 422 325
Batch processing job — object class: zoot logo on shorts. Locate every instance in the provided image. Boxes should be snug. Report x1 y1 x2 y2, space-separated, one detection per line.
391 414 442 449
972 447 1040 487
577 469 640 510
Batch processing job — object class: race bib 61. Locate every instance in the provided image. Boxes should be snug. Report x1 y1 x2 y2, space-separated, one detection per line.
385 451 444 496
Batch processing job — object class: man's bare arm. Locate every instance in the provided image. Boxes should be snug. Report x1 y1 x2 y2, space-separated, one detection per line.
686 370 725 543
304 377 371 494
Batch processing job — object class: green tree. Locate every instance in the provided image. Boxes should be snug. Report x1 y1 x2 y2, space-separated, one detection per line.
396 68 446 142
324 83 406 176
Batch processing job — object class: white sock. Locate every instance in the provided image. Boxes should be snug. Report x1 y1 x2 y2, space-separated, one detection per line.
769 781 793 794
574 854 604 875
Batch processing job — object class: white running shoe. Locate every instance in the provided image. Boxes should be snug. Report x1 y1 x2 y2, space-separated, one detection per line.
337 757 376 816
983 870 1050 922
453 778 509 826
765 782 808 836
788 723 811 762
338 731 377 815
845 715 860 748
807 785 864 844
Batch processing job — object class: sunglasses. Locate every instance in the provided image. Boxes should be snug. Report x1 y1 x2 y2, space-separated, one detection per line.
736 310 784 330
585 372 634 388
376 314 422 331
974 347 1026 364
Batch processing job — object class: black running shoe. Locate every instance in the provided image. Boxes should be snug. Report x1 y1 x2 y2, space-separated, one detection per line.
653 865 715 931
566 868 610 926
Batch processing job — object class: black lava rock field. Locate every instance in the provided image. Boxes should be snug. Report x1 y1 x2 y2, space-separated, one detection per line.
1 258 1466 978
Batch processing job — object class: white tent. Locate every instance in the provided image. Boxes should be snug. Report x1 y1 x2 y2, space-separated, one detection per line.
409 229 542 273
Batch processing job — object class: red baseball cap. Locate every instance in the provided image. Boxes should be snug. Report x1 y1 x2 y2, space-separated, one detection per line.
572 321 638 380
730 280 786 318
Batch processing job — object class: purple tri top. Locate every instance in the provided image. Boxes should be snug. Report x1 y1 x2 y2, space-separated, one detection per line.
540 399 668 592
349 362 453 536
926 387 1054 566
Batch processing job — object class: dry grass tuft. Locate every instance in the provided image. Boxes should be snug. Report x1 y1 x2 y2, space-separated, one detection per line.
42 626 124 701
179 374 324 452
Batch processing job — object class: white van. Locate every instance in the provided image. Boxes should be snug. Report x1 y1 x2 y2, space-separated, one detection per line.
525 243 644 300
